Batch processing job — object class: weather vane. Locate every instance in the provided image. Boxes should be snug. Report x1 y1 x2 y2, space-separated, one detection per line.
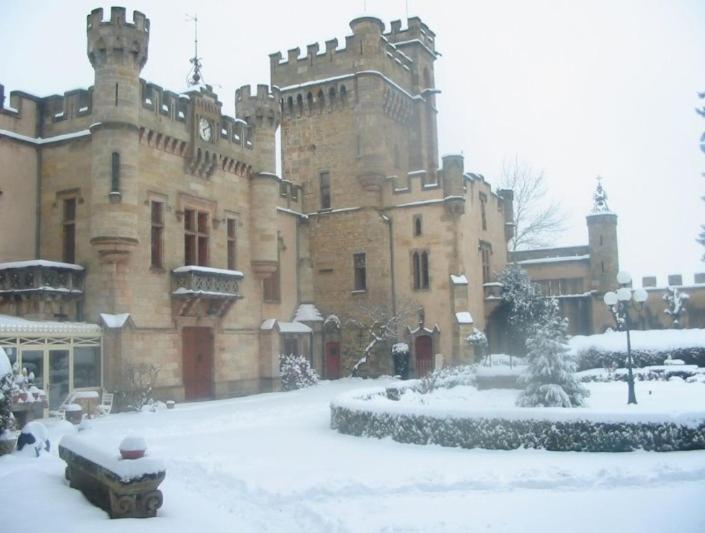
186 14 204 87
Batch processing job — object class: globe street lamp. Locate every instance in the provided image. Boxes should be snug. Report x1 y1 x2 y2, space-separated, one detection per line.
603 271 648 405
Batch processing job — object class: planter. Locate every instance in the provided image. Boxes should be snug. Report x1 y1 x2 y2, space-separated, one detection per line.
65 403 83 425
120 449 146 460
119 434 147 460
0 433 17 456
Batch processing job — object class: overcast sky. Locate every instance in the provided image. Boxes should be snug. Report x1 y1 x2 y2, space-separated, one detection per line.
2 0 704 287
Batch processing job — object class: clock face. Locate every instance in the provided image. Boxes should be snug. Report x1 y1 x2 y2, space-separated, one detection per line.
198 118 212 142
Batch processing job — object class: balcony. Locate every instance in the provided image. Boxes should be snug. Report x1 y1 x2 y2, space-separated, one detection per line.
0 260 84 302
171 266 243 317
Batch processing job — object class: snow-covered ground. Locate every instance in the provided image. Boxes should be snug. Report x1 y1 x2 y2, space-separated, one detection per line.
2 378 705 532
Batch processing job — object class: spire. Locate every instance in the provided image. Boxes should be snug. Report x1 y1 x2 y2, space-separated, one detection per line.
592 176 611 213
186 14 205 88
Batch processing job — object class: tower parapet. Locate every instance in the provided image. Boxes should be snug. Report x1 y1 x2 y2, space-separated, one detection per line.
236 84 281 174
87 7 149 70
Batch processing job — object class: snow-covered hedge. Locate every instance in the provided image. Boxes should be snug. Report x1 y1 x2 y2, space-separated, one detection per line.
330 387 705 452
570 329 705 371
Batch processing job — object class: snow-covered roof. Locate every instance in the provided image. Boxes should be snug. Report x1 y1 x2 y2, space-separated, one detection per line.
455 312 474 324
260 319 312 334
279 322 312 334
293 304 324 322
0 315 101 336
0 259 84 271
450 274 468 285
516 255 590 266
172 265 244 277
99 313 131 329
0 128 92 146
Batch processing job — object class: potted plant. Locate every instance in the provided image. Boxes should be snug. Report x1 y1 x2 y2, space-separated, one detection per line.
119 434 147 460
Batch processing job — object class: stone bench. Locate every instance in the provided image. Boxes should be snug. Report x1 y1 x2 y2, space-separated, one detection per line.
59 434 166 518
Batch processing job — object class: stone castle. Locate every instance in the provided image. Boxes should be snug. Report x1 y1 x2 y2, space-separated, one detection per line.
0 8 702 406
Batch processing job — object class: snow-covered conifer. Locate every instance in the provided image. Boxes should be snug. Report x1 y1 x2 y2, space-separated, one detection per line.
663 287 689 328
516 299 588 407
279 354 319 391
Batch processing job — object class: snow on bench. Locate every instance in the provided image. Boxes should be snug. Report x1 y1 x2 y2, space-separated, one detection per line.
59 433 166 518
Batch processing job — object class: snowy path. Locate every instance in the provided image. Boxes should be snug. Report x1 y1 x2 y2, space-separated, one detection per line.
2 378 705 532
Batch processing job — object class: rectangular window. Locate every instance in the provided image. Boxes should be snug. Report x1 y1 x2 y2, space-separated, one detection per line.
413 214 423 237
263 264 281 302
227 218 237 270
353 253 367 291
184 208 209 266
479 241 492 284
150 201 164 269
320 171 331 209
412 250 430 290
62 198 76 263
111 152 120 193
73 346 101 388
479 192 488 231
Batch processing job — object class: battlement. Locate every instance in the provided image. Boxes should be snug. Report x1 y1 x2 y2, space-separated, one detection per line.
270 17 422 92
642 273 705 289
87 7 150 70
385 17 436 55
43 88 93 123
235 84 281 129
140 80 254 150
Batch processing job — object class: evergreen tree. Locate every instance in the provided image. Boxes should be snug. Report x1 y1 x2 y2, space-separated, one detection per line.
516 300 588 408
497 264 551 355
0 350 13 436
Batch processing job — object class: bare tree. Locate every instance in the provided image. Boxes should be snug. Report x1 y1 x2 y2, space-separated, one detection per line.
343 299 419 376
502 156 568 251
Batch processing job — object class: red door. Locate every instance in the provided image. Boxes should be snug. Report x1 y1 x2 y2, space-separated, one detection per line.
415 335 433 377
325 341 341 380
182 327 214 400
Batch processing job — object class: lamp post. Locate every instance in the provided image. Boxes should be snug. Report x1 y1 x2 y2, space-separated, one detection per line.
603 271 648 405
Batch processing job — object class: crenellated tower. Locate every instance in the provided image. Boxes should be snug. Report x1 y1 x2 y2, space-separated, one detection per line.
586 180 619 294
236 84 282 279
86 7 149 262
271 16 439 211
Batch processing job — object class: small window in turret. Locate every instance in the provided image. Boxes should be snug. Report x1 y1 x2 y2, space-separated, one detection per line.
413 215 423 237
479 192 488 230
320 172 331 210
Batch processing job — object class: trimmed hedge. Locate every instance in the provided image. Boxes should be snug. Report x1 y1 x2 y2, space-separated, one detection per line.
331 403 705 452
576 347 705 371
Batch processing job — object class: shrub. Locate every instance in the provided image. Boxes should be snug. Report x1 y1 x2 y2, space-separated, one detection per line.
279 354 319 391
576 347 705 371
330 403 705 452
115 363 160 412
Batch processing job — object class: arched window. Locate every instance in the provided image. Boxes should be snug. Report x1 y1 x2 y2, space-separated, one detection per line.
287 96 294 115
317 89 325 112
413 215 422 237
296 94 304 115
328 87 337 107
307 92 314 112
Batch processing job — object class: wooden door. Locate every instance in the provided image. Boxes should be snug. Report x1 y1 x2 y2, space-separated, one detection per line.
415 335 433 377
182 327 214 400
325 341 341 380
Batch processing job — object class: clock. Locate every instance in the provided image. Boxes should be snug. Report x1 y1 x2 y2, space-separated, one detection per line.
198 118 213 142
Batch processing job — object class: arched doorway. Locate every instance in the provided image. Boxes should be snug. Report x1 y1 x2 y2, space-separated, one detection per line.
415 335 433 377
325 341 341 379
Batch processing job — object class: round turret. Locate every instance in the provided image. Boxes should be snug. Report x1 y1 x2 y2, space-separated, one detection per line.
235 84 281 174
